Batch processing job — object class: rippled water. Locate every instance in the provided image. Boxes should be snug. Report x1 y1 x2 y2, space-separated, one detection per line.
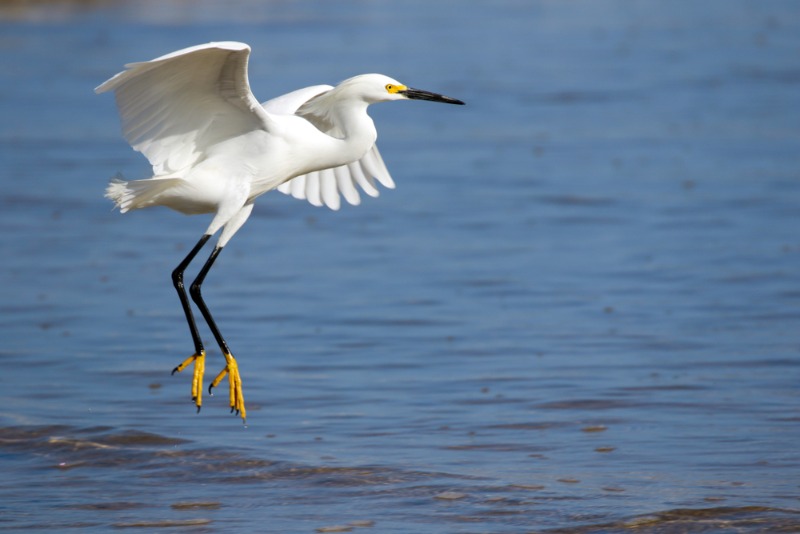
1 1 799 532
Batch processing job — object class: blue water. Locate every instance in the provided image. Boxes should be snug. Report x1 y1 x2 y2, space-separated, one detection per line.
1 1 799 532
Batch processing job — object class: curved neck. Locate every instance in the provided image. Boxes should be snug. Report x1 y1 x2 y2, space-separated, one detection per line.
296 90 378 168
327 100 377 164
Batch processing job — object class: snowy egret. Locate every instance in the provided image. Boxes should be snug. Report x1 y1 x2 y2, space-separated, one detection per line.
97 42 464 422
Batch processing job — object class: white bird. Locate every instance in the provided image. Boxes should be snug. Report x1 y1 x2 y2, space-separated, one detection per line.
96 41 464 422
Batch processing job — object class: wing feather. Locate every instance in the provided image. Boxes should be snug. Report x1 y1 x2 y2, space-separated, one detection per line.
305 171 323 207
96 41 273 176
335 165 361 206
320 170 341 211
347 161 379 198
261 85 332 114
361 146 395 189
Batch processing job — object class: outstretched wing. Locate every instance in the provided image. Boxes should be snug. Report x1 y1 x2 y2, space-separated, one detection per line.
264 86 395 211
96 41 274 176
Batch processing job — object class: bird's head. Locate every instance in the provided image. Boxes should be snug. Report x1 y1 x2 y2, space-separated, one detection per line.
341 74 465 105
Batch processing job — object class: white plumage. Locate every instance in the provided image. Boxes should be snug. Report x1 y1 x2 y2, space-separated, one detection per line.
98 41 420 245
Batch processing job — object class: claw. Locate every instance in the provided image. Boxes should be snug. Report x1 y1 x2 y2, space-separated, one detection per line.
210 365 228 394
173 353 196 374
172 351 205 412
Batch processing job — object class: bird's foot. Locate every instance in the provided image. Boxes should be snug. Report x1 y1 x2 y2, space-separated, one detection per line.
172 351 206 412
209 353 246 422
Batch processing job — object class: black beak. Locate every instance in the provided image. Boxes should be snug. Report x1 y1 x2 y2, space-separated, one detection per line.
400 88 465 105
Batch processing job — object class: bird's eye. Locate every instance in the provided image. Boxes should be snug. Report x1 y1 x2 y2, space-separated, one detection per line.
385 84 394 92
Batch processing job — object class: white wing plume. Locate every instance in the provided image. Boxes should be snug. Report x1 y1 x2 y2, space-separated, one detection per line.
95 41 274 176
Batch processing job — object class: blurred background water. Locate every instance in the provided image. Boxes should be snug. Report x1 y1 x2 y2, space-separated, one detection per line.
1 0 799 532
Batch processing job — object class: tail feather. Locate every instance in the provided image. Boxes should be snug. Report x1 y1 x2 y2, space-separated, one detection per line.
105 174 181 213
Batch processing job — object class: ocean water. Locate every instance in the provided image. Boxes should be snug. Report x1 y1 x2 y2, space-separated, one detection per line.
0 1 798 532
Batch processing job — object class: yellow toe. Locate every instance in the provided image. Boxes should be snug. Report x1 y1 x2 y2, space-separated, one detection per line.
210 353 246 421
173 351 205 411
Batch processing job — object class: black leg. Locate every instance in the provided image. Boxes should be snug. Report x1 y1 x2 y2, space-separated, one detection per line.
189 245 229 354
170 234 211 411
171 234 212 366
190 246 246 420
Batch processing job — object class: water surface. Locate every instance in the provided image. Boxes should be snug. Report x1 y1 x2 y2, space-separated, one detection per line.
0 1 798 532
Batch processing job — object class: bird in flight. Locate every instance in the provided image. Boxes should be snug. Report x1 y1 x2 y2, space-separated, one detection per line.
97 42 464 422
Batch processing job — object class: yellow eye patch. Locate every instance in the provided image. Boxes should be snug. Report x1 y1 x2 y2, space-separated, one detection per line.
385 83 407 94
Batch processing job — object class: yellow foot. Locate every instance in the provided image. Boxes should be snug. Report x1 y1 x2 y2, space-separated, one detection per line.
172 351 205 412
209 352 246 422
